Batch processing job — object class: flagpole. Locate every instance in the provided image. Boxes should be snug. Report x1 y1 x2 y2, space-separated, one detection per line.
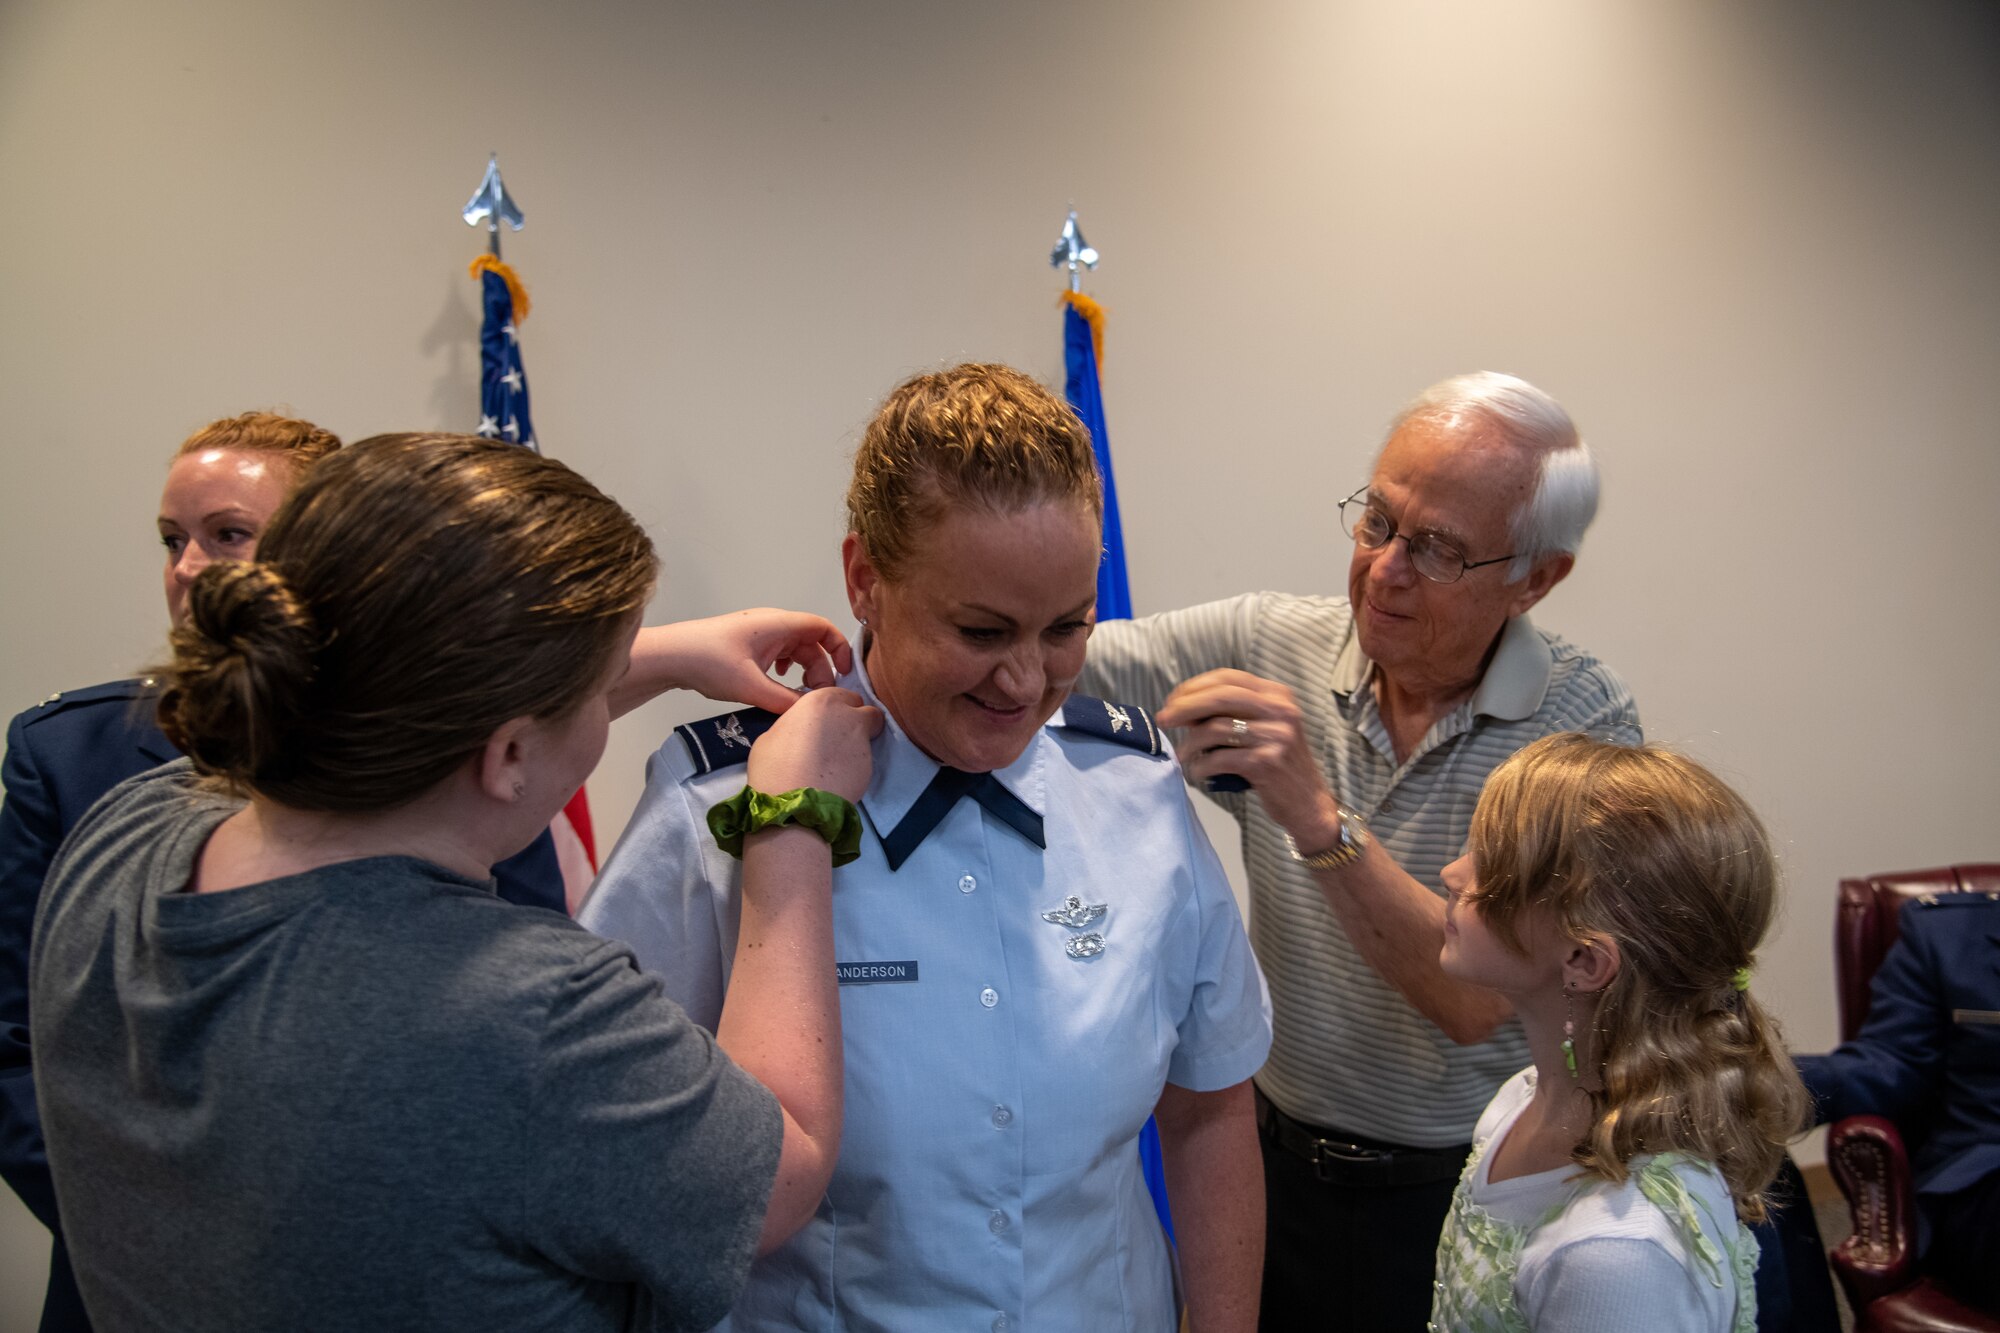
1051 207 1168 1245
1050 206 1124 618
461 154 537 454
458 156 597 908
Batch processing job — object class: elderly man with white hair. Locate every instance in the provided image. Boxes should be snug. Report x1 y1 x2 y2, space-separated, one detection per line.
1082 372 1637 1329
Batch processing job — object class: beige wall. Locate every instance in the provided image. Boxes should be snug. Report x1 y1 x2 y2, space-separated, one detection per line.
4 0 1996 1321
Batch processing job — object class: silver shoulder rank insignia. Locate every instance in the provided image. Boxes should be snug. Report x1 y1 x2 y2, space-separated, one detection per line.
1058 693 1163 757
1042 894 1106 928
676 707 779 775
1064 932 1106 959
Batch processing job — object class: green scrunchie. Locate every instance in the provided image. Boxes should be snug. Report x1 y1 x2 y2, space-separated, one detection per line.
707 786 864 867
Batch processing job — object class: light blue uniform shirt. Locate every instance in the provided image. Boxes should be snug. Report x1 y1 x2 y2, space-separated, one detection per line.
581 659 1272 1333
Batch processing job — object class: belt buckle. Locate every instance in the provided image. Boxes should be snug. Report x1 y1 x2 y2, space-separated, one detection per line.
1309 1137 1387 1183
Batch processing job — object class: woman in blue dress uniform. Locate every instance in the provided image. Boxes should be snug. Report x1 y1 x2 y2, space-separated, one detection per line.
0 413 366 1332
583 364 1273 1332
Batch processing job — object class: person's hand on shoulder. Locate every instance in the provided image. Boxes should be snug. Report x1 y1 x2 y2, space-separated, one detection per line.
614 610 854 719
748 688 880 803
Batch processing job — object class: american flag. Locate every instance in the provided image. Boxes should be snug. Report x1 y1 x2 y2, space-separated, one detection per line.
472 256 537 453
471 254 598 908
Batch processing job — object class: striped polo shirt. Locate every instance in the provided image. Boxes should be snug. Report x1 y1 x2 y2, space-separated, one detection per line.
1083 593 1640 1146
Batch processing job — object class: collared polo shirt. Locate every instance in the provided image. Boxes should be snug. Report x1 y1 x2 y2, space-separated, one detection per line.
581 656 1271 1332
1083 592 1640 1145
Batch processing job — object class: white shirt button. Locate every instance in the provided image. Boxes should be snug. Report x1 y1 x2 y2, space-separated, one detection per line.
988 1209 1008 1235
992 1316 1010 1333
979 987 999 1008
991 1104 1013 1128
959 873 978 893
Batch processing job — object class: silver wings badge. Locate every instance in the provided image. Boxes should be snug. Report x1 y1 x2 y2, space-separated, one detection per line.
1041 894 1107 929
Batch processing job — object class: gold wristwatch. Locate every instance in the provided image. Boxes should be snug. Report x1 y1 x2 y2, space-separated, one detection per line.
1284 805 1370 871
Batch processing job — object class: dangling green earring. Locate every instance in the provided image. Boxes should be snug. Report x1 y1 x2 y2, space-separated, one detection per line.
1560 984 1579 1080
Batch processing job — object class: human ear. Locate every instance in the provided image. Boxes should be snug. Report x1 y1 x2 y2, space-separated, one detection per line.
474 716 537 804
841 532 882 624
1563 934 1621 994
1508 552 1573 617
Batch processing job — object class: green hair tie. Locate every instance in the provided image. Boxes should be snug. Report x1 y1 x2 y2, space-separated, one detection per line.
707 786 864 867
1730 966 1752 992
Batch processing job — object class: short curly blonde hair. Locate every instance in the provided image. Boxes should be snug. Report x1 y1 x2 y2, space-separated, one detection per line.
846 364 1102 579
174 411 342 479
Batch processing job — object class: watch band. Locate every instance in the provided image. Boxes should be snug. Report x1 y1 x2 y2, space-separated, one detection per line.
1285 805 1370 871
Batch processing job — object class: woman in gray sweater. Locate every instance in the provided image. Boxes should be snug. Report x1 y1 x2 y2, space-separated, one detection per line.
31 433 879 1332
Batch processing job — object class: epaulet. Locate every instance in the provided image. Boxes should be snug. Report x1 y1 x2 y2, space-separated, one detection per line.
673 707 780 776
18 677 156 728
1057 693 1166 757
1914 891 2000 907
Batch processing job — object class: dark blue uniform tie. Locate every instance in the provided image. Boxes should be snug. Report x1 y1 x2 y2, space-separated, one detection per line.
879 767 1046 871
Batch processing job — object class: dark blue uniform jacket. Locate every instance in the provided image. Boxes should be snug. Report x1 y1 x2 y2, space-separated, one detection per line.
1797 892 2000 1204
1 679 566 1331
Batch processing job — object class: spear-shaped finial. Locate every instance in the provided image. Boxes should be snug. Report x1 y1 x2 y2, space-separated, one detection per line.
462 153 525 259
1049 207 1099 293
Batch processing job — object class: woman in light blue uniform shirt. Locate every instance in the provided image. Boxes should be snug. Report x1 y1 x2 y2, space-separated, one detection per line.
583 363 1273 1332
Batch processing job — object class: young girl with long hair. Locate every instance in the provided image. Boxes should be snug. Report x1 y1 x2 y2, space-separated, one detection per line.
1430 733 1809 1332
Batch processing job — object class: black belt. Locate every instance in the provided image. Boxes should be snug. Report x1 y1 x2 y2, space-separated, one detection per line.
1256 1091 1470 1188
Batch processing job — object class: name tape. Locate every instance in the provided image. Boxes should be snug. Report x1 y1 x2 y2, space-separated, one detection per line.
836 960 920 985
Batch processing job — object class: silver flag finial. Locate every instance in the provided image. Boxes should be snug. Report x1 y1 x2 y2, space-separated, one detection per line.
1049 207 1099 293
462 154 525 256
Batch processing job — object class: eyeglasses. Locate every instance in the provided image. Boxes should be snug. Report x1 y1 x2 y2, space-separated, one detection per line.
1338 487 1516 585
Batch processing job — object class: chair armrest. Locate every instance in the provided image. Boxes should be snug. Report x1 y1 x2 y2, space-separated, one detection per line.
1829 1114 1919 1310
1853 1278 2000 1333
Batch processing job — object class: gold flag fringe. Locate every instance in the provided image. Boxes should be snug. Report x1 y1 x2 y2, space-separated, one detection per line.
469 255 531 322
1060 290 1105 368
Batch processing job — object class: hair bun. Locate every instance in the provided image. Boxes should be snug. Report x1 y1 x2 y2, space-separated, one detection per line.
158 563 319 783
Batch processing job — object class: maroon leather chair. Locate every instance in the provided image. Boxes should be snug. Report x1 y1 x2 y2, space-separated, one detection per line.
1827 864 2000 1333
